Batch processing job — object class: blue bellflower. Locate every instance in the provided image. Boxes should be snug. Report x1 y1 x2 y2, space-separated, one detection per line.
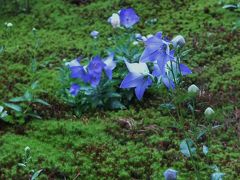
69 83 81 96
163 168 177 180
87 56 105 87
120 61 152 100
119 8 140 28
140 32 174 76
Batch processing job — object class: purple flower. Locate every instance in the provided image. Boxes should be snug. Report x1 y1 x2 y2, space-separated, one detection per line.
70 65 89 83
120 61 152 100
140 32 174 76
103 53 116 80
69 84 80 96
87 56 105 87
90 30 99 39
163 168 177 180
119 8 140 28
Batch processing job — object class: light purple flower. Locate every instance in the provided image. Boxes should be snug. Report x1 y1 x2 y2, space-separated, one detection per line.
87 56 105 87
120 61 152 100
119 8 139 28
90 30 99 39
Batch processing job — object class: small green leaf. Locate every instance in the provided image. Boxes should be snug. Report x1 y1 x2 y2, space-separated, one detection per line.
31 169 43 180
18 163 27 168
180 139 196 158
10 96 26 102
31 81 39 89
33 99 50 106
111 101 125 110
24 91 33 102
4 103 22 112
27 113 42 119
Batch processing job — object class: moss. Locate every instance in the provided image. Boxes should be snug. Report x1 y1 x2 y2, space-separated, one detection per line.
0 0 240 179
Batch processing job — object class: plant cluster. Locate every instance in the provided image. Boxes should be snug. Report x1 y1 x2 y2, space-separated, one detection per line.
61 8 192 113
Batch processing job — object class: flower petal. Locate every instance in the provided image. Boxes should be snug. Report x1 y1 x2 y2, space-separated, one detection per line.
120 73 144 88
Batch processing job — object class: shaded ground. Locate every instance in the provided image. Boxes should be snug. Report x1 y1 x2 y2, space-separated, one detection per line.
0 0 239 179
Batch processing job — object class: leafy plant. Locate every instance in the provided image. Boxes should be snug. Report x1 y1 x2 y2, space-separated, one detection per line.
223 1 240 30
3 81 50 123
18 146 43 180
60 8 192 114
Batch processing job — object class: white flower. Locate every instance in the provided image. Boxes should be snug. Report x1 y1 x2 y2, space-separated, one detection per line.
204 107 215 117
172 35 185 48
108 13 120 28
188 84 200 93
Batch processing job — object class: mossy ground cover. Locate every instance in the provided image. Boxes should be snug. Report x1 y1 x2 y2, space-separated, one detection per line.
0 0 239 179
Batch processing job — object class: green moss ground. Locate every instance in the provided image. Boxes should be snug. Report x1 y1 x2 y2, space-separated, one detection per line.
0 0 240 179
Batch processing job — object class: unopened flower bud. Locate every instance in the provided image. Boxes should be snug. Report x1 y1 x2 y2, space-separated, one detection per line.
164 168 177 180
108 13 120 28
25 146 30 153
204 107 215 117
188 84 200 94
172 35 185 48
90 30 99 39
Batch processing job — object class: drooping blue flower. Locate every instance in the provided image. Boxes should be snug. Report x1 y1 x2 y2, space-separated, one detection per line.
69 83 80 96
120 61 152 100
119 8 140 28
90 30 99 39
163 168 178 180
103 53 116 80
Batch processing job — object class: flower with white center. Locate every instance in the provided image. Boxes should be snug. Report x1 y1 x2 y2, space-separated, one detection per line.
125 60 149 76
204 107 215 117
188 84 200 93
108 13 120 28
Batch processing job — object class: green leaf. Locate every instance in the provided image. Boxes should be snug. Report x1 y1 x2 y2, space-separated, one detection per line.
18 163 27 168
159 103 176 110
33 99 50 106
223 4 238 9
4 103 22 112
27 113 42 119
10 96 26 102
31 169 43 180
24 91 33 102
111 101 125 110
180 139 196 158
31 81 39 90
